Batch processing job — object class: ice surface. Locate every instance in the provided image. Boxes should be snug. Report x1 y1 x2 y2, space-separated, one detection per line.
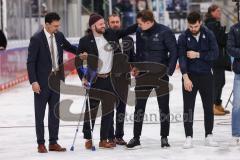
0 70 238 160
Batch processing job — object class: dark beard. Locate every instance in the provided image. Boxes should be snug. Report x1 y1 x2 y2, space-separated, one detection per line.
95 26 105 34
192 30 200 36
112 26 120 30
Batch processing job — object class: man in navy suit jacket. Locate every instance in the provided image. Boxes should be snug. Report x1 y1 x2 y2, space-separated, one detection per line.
27 12 77 153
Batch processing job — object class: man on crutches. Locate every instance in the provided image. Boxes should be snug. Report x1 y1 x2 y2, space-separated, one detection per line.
76 13 138 149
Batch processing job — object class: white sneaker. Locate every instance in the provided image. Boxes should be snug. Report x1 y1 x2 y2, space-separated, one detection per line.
183 136 193 149
229 137 240 146
205 134 219 147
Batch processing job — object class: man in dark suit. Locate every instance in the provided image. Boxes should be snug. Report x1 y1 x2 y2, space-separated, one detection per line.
27 12 77 153
107 13 135 146
76 13 137 149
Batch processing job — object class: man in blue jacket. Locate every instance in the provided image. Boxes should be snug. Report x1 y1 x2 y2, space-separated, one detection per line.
126 10 178 149
178 12 219 149
227 22 240 146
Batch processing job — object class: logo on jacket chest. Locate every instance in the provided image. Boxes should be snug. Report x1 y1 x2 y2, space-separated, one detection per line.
141 33 160 42
152 33 160 42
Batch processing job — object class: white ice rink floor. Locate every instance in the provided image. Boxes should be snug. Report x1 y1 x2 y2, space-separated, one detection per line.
0 70 239 160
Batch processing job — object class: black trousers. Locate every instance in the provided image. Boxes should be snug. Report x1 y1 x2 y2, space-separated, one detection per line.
34 86 60 145
108 74 129 139
183 73 214 137
83 76 116 141
133 74 170 139
108 93 128 139
213 68 225 105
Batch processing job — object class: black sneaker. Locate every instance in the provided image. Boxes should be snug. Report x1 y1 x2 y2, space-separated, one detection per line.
126 138 141 149
161 137 170 148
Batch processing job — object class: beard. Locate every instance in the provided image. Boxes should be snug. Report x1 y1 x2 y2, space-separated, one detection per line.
95 26 105 34
191 30 200 36
111 26 120 30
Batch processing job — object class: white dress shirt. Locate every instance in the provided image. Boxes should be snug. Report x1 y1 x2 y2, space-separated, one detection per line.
94 35 113 74
44 28 59 71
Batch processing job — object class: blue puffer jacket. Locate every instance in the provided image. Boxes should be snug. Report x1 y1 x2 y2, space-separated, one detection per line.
227 22 240 74
178 26 219 75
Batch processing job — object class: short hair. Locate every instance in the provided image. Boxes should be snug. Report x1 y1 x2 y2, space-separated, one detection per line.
187 11 201 24
205 4 219 19
136 10 154 22
108 13 121 22
45 12 61 24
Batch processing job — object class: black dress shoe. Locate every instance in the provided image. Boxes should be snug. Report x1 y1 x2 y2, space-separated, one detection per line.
161 137 170 148
115 138 127 145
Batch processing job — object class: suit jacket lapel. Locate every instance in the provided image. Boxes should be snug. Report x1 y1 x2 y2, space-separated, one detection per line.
41 30 52 62
89 34 99 57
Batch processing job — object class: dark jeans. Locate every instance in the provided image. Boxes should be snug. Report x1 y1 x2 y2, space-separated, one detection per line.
133 74 170 139
34 86 60 145
183 73 214 137
213 68 225 105
83 76 116 141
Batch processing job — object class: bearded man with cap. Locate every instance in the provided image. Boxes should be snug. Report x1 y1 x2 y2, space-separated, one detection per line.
76 13 137 149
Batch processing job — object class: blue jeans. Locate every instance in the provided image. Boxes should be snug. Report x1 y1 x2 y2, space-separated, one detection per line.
232 74 240 137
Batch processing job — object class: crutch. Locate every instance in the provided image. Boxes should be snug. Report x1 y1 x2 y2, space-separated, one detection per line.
225 90 233 109
86 88 96 151
70 91 88 151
